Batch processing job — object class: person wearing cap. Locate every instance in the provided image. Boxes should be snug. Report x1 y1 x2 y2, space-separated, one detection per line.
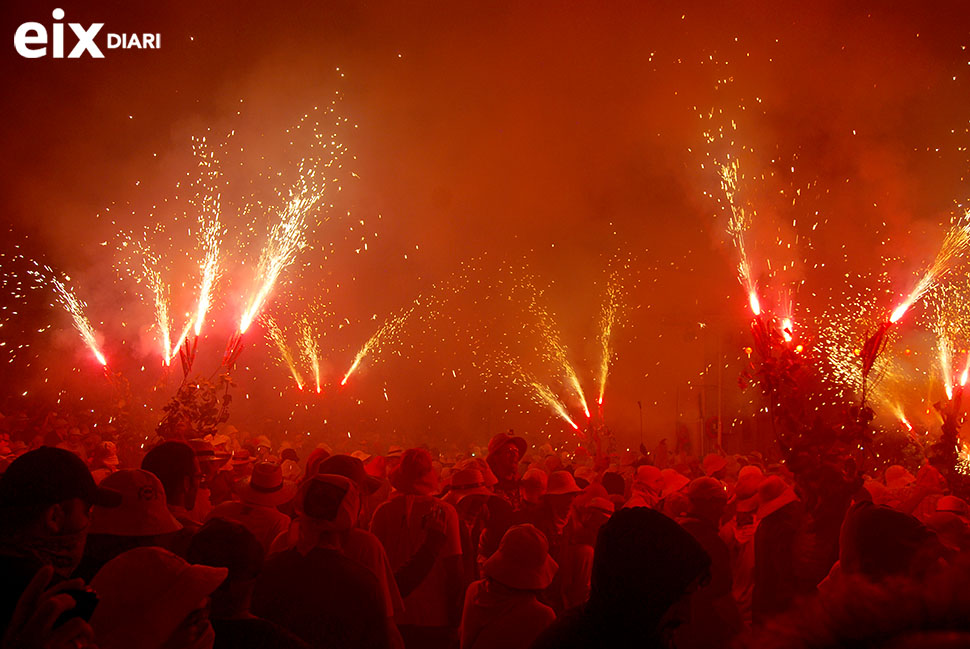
0 447 121 632
142 441 204 533
206 461 296 554
459 525 557 649
371 448 463 649
314 454 406 627
558 497 613 611
532 507 711 649
719 464 763 625
74 469 184 581
90 441 120 485
253 474 392 649
624 465 664 509
90 546 227 649
674 477 740 649
752 475 812 624
485 432 527 509
512 470 581 613
187 519 308 649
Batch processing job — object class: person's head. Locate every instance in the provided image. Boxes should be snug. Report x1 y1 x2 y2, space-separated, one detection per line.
318 454 382 497
543 471 582 518
702 454 728 480
0 447 121 575
89 469 182 538
589 508 710 638
187 519 263 619
839 501 943 583
142 441 201 511
519 468 548 504
236 462 297 508
91 546 226 649
634 465 665 496
486 432 526 480
601 471 626 497
482 524 558 592
295 474 360 549
686 477 728 524
389 448 439 495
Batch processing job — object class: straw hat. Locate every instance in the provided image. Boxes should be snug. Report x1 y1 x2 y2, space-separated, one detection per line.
297 474 359 532
89 469 182 537
90 547 227 649
757 476 798 519
236 462 297 507
702 454 727 476
318 454 382 495
390 448 439 495
660 468 690 498
545 470 582 496
483 524 559 590
885 465 916 490
487 432 527 461
447 468 493 502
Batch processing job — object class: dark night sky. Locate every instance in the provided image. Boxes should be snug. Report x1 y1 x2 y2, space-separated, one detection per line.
2 1 970 454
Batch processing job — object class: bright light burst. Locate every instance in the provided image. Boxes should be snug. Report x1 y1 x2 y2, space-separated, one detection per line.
889 210 970 323
720 159 761 316
341 306 415 386
299 319 322 394
596 277 621 406
49 273 107 366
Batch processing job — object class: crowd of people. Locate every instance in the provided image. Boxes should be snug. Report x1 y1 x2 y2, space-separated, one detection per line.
3 411 970 649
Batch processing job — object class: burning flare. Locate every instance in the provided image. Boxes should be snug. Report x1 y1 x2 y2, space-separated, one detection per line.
50 274 107 366
265 315 304 390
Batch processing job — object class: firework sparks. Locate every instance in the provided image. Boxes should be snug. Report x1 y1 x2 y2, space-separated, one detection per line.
194 219 221 336
265 315 304 390
890 211 970 323
958 443 970 476
781 317 794 343
341 307 415 386
299 319 322 394
50 274 107 366
239 190 316 333
720 159 761 316
596 278 621 406
529 378 580 430
938 331 955 400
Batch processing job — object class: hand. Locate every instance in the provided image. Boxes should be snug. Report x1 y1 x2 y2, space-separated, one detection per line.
1 565 98 649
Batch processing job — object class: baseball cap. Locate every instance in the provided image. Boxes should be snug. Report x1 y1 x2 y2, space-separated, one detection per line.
0 447 121 509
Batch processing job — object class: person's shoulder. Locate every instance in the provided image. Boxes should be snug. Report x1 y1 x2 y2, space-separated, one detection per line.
528 607 590 649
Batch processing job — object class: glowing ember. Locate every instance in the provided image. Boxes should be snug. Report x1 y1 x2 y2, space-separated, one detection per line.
781 317 793 342
939 334 954 400
50 274 107 366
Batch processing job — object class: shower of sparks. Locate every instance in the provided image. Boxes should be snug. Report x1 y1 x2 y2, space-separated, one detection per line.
341 306 415 386
893 405 913 432
264 315 304 390
49 273 107 366
596 277 622 407
938 331 954 400
194 219 221 336
720 159 761 316
958 442 970 476
889 210 970 324
299 319 322 394
239 188 316 333
190 135 224 337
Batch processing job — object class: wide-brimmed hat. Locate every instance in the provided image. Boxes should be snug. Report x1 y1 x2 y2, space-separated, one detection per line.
545 470 582 496
236 462 298 506
390 448 439 495
487 432 527 461
634 465 663 491
231 449 254 466
660 468 690 498
937 495 970 522
318 454 382 495
446 468 492 503
687 477 727 504
757 476 798 519
297 474 359 532
702 454 727 476
520 468 548 497
386 445 404 460
90 469 182 537
586 496 615 516
735 465 764 500
483 524 559 590
885 465 916 490
91 547 226 649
